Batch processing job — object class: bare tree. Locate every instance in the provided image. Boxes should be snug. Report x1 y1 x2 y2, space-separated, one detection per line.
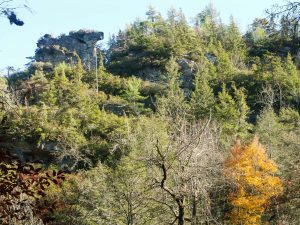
266 1 300 50
257 85 277 108
128 116 224 225
267 1 300 23
0 76 20 115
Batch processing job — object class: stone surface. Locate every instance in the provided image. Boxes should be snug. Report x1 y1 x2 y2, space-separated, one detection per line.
34 29 104 70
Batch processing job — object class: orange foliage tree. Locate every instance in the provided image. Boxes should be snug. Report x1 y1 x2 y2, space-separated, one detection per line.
225 137 283 225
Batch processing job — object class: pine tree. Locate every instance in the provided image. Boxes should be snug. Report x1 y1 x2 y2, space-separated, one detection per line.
122 77 146 114
157 57 189 120
223 16 247 68
283 53 300 99
257 53 300 107
195 3 220 44
215 84 238 135
215 42 234 83
285 53 298 78
232 85 252 139
190 69 215 119
146 5 161 23
256 106 282 156
215 84 251 143
43 63 70 107
225 138 283 225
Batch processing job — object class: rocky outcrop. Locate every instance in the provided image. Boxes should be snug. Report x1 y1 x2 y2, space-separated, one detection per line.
0 141 54 164
34 29 104 70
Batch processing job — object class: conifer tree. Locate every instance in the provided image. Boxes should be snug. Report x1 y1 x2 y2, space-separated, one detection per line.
215 43 234 83
285 53 297 77
215 84 238 135
44 63 70 107
256 106 282 156
157 57 189 120
146 5 161 23
223 16 247 68
257 53 300 107
190 68 215 119
215 84 251 143
232 85 252 139
195 3 220 44
122 77 146 114
283 53 300 99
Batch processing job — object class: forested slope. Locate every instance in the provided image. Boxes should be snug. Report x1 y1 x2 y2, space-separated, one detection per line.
1 3 300 225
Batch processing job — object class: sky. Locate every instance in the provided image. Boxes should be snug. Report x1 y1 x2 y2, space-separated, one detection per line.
0 0 285 72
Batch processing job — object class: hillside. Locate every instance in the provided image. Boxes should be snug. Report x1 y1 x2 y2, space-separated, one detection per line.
1 3 300 225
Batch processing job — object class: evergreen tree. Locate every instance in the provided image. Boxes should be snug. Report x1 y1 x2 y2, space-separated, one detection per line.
122 77 146 114
215 84 251 143
195 3 220 44
223 16 247 68
283 53 300 101
146 5 162 22
215 42 234 83
157 57 189 121
190 68 215 119
215 84 238 136
256 53 300 108
46 63 73 107
232 85 252 139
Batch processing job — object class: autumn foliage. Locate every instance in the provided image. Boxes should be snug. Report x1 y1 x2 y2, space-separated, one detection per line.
225 138 283 225
0 150 65 224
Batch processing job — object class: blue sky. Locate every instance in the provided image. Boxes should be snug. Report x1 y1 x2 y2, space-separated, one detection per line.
0 0 284 72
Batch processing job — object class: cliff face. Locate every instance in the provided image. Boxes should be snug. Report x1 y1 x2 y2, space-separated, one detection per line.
34 30 104 70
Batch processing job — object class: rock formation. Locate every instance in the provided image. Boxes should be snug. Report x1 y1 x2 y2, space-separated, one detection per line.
34 29 104 70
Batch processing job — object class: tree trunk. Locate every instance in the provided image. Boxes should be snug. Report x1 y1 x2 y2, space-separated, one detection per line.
127 201 133 225
191 195 197 225
292 23 298 54
177 198 185 225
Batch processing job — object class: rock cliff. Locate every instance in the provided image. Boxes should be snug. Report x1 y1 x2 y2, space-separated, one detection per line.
34 29 104 70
